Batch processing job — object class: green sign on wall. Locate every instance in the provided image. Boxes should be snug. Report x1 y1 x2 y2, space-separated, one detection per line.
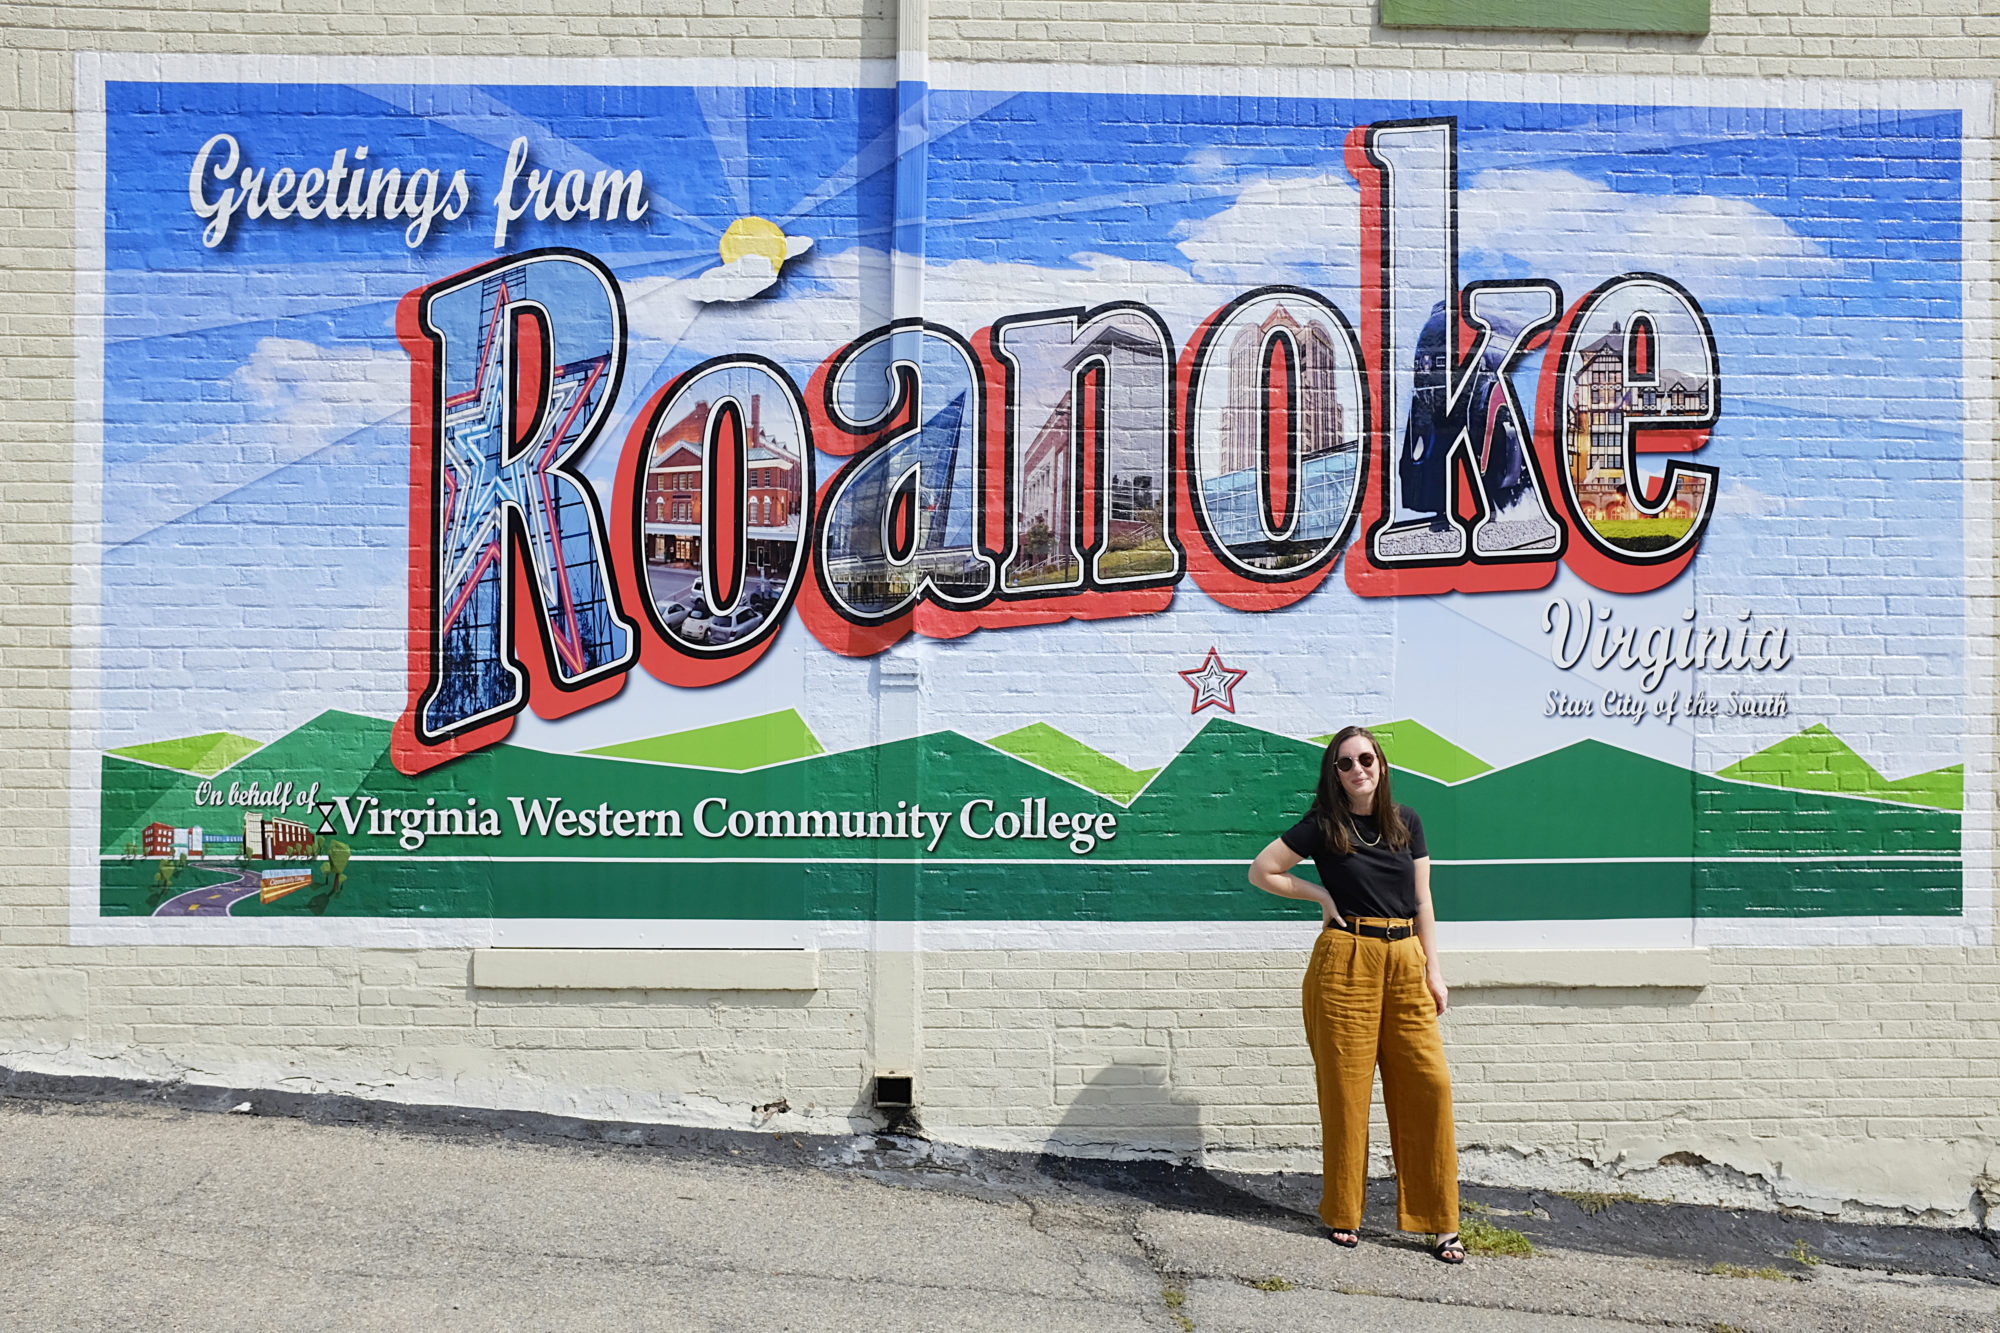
1381 0 1709 35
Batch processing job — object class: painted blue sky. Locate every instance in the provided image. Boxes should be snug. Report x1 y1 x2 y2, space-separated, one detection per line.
93 79 1971 776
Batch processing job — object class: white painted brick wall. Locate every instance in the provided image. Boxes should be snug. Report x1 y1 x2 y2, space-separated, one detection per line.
1 0 1997 1228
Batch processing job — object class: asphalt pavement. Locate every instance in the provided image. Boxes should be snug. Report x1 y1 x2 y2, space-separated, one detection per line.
0 1073 1994 1332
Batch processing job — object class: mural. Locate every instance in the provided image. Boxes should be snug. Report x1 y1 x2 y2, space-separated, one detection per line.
76 65 1985 945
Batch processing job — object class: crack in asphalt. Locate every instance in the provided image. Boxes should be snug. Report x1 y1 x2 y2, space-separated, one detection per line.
1022 1196 1099 1301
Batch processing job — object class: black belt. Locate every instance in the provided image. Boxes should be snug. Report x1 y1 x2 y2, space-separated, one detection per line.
1326 918 1415 941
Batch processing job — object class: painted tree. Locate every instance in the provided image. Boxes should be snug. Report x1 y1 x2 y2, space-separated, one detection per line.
1023 518 1055 569
309 840 352 916
147 857 179 909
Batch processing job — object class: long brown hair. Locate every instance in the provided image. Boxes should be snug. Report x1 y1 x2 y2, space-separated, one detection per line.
1311 725 1410 855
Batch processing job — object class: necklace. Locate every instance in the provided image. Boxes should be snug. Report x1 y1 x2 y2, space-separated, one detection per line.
1347 815 1381 848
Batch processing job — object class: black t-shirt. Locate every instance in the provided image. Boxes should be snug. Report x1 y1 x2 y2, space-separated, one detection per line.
1280 805 1429 921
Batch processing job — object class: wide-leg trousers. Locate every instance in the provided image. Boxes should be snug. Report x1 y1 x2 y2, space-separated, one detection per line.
1301 920 1459 1234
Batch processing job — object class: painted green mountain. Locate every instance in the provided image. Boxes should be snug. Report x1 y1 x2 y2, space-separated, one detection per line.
985 723 1158 803
98 713 1960 924
1718 725 1962 811
585 710 824 770
102 710 393 861
1313 719 1493 783
108 732 265 776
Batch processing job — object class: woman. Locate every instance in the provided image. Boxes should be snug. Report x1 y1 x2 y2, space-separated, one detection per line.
1247 725 1462 1263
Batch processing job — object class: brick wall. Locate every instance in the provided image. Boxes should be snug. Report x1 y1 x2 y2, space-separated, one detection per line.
2 0 1997 1228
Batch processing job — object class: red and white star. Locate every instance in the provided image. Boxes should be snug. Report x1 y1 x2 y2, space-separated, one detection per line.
1179 647 1248 714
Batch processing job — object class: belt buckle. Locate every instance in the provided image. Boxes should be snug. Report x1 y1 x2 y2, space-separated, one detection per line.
1387 924 1411 941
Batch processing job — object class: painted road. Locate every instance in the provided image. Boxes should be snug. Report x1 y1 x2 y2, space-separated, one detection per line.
154 870 261 917
646 563 699 610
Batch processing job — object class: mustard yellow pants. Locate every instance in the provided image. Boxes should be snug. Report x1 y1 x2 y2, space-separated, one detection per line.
1301 921 1459 1234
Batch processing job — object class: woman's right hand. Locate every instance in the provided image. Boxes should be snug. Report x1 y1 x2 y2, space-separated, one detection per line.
1249 839 1345 929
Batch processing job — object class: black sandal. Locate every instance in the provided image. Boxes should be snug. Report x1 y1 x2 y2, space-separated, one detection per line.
1432 1232 1465 1264
1327 1228 1359 1248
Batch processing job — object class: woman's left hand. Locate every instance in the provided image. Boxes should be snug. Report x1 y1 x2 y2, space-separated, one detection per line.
1425 966 1449 1016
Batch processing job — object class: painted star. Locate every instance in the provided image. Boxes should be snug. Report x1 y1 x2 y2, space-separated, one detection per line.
1179 647 1248 715
434 277 613 683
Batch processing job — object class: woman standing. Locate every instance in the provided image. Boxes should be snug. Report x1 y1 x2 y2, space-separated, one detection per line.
1247 725 1463 1263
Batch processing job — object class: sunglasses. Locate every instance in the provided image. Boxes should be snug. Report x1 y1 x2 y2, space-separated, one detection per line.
1335 752 1378 773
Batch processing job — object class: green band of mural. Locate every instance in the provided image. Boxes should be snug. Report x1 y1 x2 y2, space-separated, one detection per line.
101 712 1961 922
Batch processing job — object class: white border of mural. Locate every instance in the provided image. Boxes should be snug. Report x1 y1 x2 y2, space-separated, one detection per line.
69 54 1995 949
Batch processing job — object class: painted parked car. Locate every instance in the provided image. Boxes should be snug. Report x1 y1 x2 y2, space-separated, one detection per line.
681 606 765 644
689 576 780 608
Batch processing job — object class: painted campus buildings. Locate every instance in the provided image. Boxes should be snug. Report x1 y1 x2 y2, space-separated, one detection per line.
142 815 312 861
1567 322 1711 527
642 393 805 574
1012 319 1174 586
1203 301 1357 568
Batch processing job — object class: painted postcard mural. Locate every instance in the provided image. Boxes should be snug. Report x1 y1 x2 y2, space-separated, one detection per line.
77 63 1987 946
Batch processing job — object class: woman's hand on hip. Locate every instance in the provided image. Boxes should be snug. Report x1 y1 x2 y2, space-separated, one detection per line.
1319 892 1347 931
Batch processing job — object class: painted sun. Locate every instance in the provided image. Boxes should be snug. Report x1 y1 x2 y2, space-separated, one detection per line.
719 216 792 269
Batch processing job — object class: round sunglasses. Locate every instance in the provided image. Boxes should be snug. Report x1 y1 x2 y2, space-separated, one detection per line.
1336 751 1378 773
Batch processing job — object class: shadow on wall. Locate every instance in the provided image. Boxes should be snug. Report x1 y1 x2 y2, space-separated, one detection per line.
1036 1060 1321 1233
1047 1057 1204 1158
